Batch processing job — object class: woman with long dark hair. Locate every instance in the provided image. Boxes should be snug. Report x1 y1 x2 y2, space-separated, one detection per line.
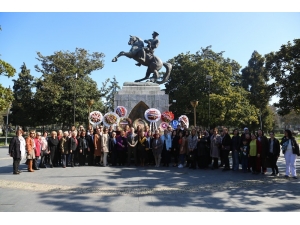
281 129 300 179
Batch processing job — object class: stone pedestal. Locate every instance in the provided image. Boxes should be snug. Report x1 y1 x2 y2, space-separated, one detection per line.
114 82 169 126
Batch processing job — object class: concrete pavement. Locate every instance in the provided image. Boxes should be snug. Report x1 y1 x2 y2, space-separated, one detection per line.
0 146 299 212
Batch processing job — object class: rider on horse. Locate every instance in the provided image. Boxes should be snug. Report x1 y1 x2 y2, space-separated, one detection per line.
112 31 171 84
135 31 160 66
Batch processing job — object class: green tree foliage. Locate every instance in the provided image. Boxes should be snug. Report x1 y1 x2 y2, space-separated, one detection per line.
241 51 274 130
104 76 120 112
0 59 16 78
280 110 300 129
265 39 300 115
10 63 35 127
0 85 14 112
241 51 270 107
165 46 258 128
33 48 106 127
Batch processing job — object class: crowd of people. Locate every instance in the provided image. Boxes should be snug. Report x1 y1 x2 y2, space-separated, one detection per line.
8 124 300 179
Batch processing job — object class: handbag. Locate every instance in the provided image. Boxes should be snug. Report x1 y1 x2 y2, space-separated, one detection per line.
282 141 289 153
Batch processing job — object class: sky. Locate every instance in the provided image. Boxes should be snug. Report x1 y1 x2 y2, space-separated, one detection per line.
1 1 300 105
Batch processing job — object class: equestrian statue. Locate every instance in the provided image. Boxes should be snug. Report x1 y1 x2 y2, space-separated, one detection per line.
112 31 172 84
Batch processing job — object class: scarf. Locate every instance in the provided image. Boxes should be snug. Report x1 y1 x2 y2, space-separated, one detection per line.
19 136 26 160
139 136 147 146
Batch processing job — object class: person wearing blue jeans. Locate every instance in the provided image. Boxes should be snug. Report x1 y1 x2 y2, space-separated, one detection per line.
231 129 241 171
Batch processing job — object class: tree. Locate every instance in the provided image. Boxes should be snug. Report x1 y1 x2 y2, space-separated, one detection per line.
165 46 258 129
10 63 35 127
280 110 300 129
265 39 300 116
104 76 120 112
241 51 273 130
34 48 106 127
269 105 281 129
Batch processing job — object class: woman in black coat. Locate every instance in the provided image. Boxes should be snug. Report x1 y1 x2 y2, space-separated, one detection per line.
197 131 209 169
48 131 60 168
78 130 89 166
171 130 179 167
9 128 26 174
221 127 232 171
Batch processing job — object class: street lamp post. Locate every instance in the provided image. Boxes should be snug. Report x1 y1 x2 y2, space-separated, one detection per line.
73 73 78 126
206 75 212 129
5 104 11 146
190 100 199 127
86 99 94 127
258 107 262 130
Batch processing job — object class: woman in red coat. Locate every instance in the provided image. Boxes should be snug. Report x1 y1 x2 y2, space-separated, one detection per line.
248 133 262 174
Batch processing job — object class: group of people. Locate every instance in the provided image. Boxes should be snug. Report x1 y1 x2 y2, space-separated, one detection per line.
8 124 299 179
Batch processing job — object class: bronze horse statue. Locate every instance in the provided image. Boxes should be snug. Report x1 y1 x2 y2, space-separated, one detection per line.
112 35 172 84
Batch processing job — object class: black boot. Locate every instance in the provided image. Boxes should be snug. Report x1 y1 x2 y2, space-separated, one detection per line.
32 159 39 170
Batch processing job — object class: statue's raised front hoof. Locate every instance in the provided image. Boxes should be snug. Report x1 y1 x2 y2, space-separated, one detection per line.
112 57 117 62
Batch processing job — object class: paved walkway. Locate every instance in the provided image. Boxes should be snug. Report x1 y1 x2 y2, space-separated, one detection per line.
0 146 299 212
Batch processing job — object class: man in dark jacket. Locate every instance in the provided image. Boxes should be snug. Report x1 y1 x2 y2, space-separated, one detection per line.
257 129 269 174
69 131 78 167
268 131 281 176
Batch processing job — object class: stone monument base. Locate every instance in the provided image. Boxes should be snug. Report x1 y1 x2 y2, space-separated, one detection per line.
114 82 169 128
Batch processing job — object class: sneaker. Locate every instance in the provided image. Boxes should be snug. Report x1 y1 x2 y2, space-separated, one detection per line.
293 176 298 179
270 173 275 176
284 175 289 178
276 173 280 176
